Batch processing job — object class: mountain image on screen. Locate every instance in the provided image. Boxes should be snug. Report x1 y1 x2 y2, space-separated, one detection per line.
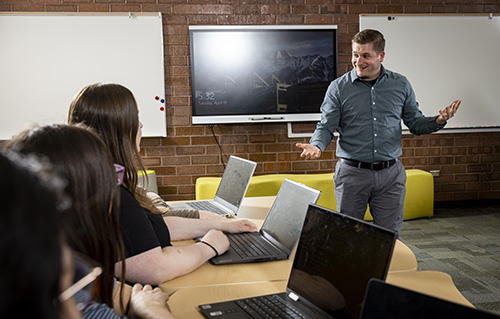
189 27 338 121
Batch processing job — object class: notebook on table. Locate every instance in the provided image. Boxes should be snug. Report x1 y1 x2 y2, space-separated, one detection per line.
361 278 500 319
169 155 256 217
210 178 321 265
198 204 398 319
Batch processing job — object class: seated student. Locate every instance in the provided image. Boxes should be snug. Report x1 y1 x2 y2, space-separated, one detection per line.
5 125 175 319
68 83 258 285
0 150 80 319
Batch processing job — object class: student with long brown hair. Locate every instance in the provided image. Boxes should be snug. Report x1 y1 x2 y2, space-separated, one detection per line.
68 83 257 285
5 124 175 318
0 150 80 319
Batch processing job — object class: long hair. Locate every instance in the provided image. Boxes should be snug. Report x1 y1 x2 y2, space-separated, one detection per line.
0 151 63 319
5 124 126 309
68 83 161 214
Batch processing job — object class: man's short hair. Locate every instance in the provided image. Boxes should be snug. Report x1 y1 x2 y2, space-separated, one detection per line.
352 29 385 54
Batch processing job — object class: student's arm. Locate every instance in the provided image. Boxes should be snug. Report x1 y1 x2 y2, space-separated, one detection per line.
163 216 258 241
116 229 229 285
113 281 132 315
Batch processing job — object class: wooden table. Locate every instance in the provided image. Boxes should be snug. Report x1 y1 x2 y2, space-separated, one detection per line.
160 196 472 318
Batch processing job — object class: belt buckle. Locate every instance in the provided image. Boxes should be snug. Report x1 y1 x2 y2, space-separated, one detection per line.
370 163 376 170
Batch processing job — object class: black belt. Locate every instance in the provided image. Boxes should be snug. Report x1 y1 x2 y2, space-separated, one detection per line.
342 158 397 171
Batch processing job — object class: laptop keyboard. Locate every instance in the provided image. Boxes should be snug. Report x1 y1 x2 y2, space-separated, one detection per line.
229 233 274 258
235 295 307 319
187 201 230 215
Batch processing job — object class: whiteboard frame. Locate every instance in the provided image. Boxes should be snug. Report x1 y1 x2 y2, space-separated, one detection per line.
0 12 167 139
360 14 500 133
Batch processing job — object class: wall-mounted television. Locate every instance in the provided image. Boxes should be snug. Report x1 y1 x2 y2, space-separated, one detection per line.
189 25 338 125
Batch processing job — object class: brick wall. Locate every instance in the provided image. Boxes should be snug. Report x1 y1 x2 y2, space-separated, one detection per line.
2 1 499 202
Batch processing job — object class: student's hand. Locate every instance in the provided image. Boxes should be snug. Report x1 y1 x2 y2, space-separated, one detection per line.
221 219 259 233
436 99 461 125
128 284 176 319
296 143 322 160
200 229 230 256
199 210 226 220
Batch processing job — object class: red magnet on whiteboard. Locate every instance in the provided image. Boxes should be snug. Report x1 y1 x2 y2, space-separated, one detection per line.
155 96 160 100
160 106 165 111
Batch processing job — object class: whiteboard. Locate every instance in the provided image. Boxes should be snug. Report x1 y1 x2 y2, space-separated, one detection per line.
360 14 500 131
0 13 166 140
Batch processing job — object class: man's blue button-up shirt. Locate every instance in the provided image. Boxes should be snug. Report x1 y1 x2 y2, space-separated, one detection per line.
310 66 445 163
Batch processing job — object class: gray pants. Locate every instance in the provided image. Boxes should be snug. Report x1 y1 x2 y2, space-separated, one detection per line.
333 158 406 234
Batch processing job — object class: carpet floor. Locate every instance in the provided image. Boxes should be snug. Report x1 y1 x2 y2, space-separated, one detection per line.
399 201 500 315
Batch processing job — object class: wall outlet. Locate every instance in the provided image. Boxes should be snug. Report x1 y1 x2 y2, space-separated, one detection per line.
430 170 440 177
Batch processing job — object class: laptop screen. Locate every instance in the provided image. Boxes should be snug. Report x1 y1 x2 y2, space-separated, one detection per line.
260 179 321 252
214 156 256 207
361 279 500 319
287 204 397 319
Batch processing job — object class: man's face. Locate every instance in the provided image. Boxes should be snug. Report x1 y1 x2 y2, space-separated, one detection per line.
351 42 385 81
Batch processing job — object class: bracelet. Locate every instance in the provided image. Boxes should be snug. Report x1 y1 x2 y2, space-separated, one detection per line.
198 240 219 257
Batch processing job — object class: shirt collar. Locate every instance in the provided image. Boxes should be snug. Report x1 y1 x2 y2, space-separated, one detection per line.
350 64 388 83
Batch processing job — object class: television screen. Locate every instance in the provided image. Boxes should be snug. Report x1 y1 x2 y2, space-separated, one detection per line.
189 25 338 125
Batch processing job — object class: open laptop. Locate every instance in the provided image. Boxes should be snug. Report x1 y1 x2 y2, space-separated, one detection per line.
199 204 398 319
169 155 256 217
211 178 321 265
361 278 500 319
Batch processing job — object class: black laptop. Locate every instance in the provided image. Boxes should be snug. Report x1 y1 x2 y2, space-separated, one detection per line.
361 278 500 319
211 178 321 265
199 204 398 318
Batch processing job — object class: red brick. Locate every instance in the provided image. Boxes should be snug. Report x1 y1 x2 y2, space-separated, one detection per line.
249 135 276 144
206 145 235 155
249 154 277 162
452 192 479 201
235 144 263 153
292 5 320 14
455 174 479 182
175 126 205 136
142 157 161 166
264 143 291 153
161 155 190 165
191 136 216 145
142 4 173 13
177 165 205 175
441 165 466 174
173 4 232 15
483 155 500 163
166 175 192 185
468 164 491 173
78 4 110 12
263 162 292 172
414 148 441 157
466 182 492 192
292 161 320 171
149 166 176 176
176 146 205 155
481 173 500 182
430 5 459 13
219 135 248 144
192 155 220 164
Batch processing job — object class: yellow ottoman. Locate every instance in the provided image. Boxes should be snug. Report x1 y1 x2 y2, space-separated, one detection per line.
195 169 433 221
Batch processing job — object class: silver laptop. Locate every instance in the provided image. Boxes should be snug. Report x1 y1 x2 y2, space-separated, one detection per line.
211 178 321 265
199 204 397 319
169 155 256 217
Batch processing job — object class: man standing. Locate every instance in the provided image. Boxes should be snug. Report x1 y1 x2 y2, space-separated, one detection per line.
296 29 460 234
